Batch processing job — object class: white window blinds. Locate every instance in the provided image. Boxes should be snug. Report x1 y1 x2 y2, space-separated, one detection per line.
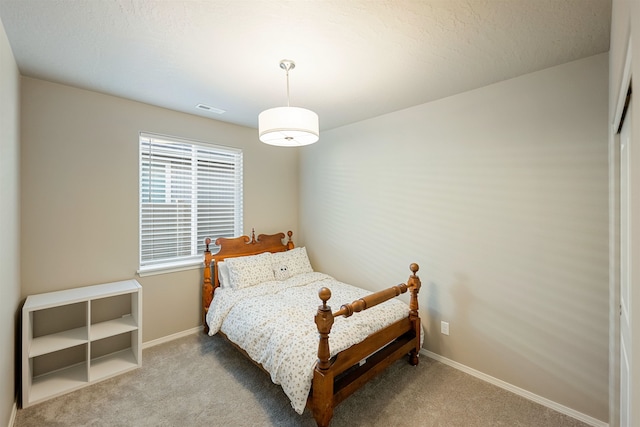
139 132 243 270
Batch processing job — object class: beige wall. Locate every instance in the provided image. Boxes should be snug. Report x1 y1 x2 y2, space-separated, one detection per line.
300 54 609 421
0 16 20 427
20 78 299 342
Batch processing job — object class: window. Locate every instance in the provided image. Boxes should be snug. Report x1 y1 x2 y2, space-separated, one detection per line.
139 132 243 273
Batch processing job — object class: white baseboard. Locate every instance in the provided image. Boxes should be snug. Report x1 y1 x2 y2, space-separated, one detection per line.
420 349 608 427
142 326 202 350
8 400 16 427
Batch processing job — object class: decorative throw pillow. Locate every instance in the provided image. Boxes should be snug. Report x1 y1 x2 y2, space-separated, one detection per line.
272 247 313 280
274 264 289 281
225 252 275 289
216 261 231 288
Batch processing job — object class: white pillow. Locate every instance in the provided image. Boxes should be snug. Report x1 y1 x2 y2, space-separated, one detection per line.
272 247 313 280
225 252 275 289
217 261 231 288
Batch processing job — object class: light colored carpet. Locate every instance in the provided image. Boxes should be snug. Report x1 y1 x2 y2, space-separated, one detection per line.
15 333 592 427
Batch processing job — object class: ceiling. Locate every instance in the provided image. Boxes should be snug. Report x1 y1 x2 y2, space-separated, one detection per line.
0 0 611 132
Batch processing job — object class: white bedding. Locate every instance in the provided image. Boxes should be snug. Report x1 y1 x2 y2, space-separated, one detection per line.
205 271 413 414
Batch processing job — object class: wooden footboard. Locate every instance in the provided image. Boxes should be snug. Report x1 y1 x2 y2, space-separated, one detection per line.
309 263 422 427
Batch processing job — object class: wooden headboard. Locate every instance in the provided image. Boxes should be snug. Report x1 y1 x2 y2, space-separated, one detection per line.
202 229 294 332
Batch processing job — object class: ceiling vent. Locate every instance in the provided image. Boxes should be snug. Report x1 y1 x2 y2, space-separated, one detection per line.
196 103 226 114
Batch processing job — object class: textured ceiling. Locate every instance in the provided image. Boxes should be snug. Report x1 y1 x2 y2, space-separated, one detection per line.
0 0 611 132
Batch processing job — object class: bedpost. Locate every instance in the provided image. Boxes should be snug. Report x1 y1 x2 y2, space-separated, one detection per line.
313 287 335 427
315 287 334 370
407 263 421 365
286 231 294 250
202 237 213 334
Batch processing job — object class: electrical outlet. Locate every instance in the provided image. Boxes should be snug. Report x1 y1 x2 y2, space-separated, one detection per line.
441 321 450 336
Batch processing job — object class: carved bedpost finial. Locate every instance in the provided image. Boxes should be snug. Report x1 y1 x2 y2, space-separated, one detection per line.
318 287 331 309
251 228 256 244
204 237 211 253
315 287 334 371
410 263 419 276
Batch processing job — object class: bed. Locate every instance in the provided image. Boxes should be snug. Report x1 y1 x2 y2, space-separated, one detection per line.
202 230 422 427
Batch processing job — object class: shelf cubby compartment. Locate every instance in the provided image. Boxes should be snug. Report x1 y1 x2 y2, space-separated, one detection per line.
29 344 88 405
89 331 140 382
28 301 88 357
90 315 138 341
90 347 139 382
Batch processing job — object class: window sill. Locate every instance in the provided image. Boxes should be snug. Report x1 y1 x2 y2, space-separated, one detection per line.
137 258 203 277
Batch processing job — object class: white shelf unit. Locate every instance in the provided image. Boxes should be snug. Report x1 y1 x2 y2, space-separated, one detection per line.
22 279 142 407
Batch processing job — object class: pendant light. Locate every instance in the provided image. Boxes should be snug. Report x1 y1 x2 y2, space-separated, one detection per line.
258 60 319 146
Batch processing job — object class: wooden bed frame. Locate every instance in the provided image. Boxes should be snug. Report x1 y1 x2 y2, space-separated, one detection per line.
202 230 422 427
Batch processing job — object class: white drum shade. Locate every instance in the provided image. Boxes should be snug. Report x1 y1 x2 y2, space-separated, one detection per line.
259 106 319 147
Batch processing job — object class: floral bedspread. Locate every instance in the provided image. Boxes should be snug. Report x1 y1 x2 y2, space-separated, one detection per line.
205 272 415 414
